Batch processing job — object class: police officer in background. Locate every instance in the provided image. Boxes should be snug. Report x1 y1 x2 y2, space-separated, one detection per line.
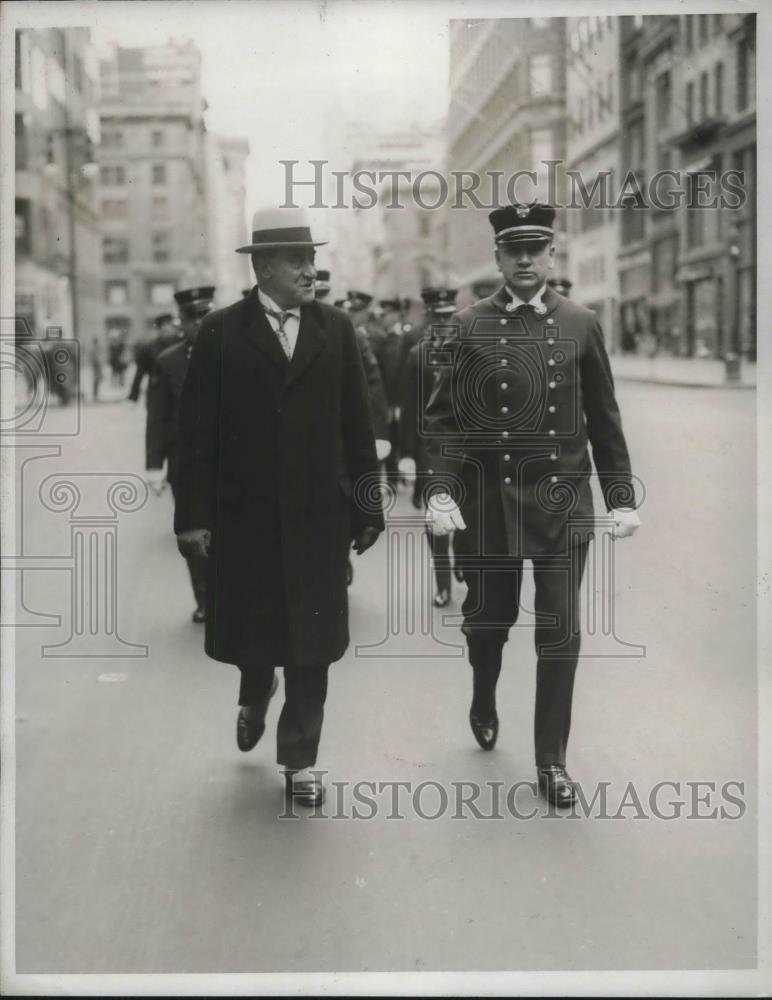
548 277 573 298
145 286 215 623
369 297 411 479
424 202 641 807
400 286 463 607
316 274 391 585
128 313 180 403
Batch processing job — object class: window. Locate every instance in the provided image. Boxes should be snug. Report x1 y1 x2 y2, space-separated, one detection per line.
15 198 31 255
683 16 693 52
100 164 126 185
152 163 167 185
152 231 171 263
103 237 129 264
699 14 709 45
621 199 645 244
105 281 128 305
101 198 128 219
685 81 695 125
699 72 709 120
714 62 724 117
685 174 706 248
151 129 165 148
15 113 28 170
151 196 169 218
737 38 752 111
147 282 174 305
529 54 552 97
102 129 124 148
529 18 550 30
656 71 671 126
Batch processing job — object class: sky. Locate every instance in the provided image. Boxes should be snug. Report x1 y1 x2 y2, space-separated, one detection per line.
88 0 451 218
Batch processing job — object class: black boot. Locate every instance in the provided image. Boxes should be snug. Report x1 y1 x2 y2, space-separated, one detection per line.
467 636 503 751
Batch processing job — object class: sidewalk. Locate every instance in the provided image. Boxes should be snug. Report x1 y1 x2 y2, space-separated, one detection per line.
609 353 757 389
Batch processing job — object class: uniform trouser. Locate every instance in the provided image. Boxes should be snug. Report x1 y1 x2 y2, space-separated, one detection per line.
460 542 589 767
426 528 451 594
238 663 330 770
385 414 400 475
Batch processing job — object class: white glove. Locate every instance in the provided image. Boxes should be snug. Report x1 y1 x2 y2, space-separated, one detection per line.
425 491 466 536
610 507 641 539
145 468 167 496
398 457 416 483
376 439 392 461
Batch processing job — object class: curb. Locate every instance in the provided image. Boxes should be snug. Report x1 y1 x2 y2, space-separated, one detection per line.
613 374 756 389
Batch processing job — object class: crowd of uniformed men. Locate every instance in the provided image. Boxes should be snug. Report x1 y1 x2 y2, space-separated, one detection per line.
134 200 639 810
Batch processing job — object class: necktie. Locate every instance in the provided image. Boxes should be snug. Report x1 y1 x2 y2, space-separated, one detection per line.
264 307 293 359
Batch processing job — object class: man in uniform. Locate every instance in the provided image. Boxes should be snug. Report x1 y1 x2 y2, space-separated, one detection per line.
369 297 412 479
145 287 214 624
128 313 180 403
173 208 384 807
315 272 390 585
548 277 573 298
424 202 640 807
400 287 463 607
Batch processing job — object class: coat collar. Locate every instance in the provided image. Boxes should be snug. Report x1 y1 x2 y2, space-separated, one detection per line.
487 282 559 319
240 288 326 385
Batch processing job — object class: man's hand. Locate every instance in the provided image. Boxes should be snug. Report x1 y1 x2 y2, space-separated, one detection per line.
425 492 466 536
610 507 641 539
177 528 211 559
145 468 166 496
398 456 416 484
375 439 392 462
352 526 381 555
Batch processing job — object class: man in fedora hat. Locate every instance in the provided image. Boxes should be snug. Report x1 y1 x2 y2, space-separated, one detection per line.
146 286 216 623
423 202 640 807
173 208 384 806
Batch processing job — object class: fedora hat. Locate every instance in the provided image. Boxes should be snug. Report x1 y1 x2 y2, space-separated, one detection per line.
235 207 327 253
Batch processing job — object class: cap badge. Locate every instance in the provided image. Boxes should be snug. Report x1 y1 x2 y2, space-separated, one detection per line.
516 204 530 219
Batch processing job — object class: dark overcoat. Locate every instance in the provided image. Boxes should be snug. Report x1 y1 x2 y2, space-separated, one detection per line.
424 284 635 559
173 290 384 668
145 340 190 478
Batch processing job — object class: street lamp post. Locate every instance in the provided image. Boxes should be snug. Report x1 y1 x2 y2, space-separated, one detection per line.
725 222 742 384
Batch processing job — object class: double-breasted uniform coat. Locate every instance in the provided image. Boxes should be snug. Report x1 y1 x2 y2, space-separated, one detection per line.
173 289 384 669
424 283 635 561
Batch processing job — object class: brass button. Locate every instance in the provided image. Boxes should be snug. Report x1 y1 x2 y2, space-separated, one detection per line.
547 338 555 345
550 453 557 461
504 476 512 485
500 319 507 326
551 475 558 483
499 337 507 345
549 429 556 436
501 406 509 414
548 359 555 367
503 453 511 461
501 359 508 366
549 381 556 389
502 431 509 438
500 382 508 389
548 405 556 413
546 317 554 325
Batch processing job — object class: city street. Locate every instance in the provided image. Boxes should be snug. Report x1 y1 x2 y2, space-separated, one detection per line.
12 380 756 974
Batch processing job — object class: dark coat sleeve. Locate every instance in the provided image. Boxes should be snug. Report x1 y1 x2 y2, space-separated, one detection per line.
173 323 220 533
399 344 419 460
128 342 151 401
144 360 169 470
581 320 636 510
343 319 385 533
356 328 389 440
423 313 466 496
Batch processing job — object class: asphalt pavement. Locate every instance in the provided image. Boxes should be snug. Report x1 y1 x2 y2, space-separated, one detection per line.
11 382 756 973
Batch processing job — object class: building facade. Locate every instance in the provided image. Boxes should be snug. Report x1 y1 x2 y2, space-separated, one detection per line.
15 28 101 342
447 17 569 303
565 15 621 345
97 40 211 345
205 134 251 306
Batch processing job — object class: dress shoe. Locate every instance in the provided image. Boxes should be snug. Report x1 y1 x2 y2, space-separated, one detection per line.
284 768 325 806
537 765 577 808
236 675 278 751
192 606 206 623
453 567 465 584
433 588 450 607
469 710 498 750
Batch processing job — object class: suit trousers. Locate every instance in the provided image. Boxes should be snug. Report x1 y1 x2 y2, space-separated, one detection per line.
238 663 330 770
461 541 589 767
426 527 451 594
